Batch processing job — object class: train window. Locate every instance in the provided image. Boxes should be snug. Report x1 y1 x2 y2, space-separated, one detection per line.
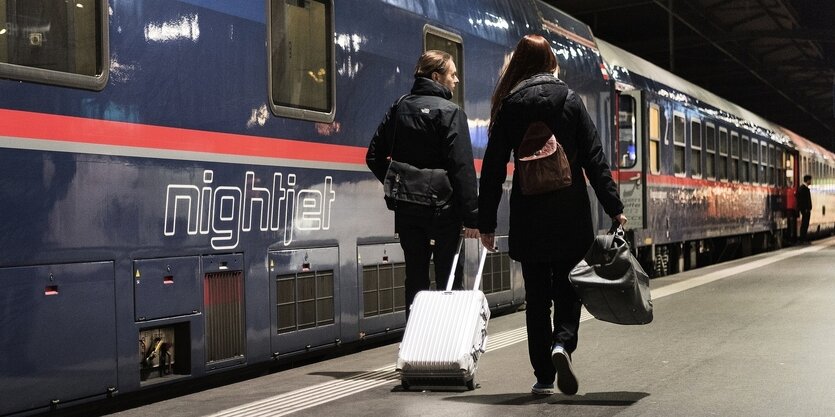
269 0 335 122
741 136 750 183
0 0 108 90
690 120 702 177
649 105 661 174
800 156 805 179
786 153 795 188
760 142 768 184
618 95 637 169
705 123 716 178
718 128 728 180
778 150 786 187
673 113 685 175
424 26 464 109
769 145 776 186
751 139 760 184
730 132 739 182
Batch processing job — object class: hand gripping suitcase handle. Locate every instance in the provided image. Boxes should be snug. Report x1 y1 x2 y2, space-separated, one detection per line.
445 238 489 291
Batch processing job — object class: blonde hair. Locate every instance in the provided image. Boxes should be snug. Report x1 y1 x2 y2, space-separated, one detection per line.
414 50 453 78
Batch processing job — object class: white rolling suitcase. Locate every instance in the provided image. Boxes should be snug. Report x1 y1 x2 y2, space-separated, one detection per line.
396 241 490 390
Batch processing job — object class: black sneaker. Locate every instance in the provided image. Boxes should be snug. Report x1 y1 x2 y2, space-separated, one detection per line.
552 344 578 395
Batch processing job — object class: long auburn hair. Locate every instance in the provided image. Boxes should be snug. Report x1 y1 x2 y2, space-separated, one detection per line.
489 35 558 132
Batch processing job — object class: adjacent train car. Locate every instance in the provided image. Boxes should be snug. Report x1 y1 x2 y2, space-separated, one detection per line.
0 1 615 415
782 129 835 237
598 39 835 276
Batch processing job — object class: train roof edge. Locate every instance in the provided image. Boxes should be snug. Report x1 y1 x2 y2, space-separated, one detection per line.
596 38 795 146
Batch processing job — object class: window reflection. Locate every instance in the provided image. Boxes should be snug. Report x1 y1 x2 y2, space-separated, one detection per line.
270 0 333 119
618 95 637 169
0 0 103 85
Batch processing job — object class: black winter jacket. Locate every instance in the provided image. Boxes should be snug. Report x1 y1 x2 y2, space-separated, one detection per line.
478 74 624 262
796 183 812 212
366 77 478 227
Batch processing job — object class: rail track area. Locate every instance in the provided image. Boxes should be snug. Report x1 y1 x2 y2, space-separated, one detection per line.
75 237 835 417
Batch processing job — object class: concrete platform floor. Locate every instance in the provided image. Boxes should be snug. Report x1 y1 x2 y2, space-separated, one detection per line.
97 237 835 417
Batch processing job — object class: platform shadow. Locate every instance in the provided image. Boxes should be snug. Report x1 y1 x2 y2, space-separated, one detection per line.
444 391 649 406
308 371 366 379
390 383 476 393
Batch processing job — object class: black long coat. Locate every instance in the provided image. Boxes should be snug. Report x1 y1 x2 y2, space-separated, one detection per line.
478 74 623 262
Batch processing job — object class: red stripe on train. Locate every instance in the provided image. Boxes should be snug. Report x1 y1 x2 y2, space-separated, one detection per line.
0 108 367 164
0 109 501 176
616 170 785 191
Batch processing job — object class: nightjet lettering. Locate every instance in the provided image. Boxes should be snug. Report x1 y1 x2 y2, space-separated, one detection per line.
164 170 336 249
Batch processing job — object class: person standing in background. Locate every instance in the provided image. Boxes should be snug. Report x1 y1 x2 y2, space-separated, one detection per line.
796 174 812 244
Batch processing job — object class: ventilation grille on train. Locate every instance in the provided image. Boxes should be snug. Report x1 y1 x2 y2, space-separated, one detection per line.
482 252 512 294
276 269 334 333
204 271 245 363
362 262 406 317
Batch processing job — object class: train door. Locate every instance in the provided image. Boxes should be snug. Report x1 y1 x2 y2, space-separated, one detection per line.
616 90 646 229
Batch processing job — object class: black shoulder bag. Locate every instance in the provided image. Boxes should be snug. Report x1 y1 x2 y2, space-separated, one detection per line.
382 96 453 214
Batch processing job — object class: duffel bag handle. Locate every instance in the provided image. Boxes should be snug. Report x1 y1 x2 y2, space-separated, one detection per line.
604 221 627 250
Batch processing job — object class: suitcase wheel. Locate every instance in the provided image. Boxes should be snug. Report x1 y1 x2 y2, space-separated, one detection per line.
401 379 410 391
466 379 475 391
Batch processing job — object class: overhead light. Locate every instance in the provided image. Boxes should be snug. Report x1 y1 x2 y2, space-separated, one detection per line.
76 3 84 8
0 29 6 35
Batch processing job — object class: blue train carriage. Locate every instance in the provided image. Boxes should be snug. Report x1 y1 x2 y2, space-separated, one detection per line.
596 39 835 277
0 0 614 414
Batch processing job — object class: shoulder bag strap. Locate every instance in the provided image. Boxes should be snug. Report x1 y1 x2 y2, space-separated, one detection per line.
387 94 409 158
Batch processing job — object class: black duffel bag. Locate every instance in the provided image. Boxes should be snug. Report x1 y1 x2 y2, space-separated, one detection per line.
569 223 653 325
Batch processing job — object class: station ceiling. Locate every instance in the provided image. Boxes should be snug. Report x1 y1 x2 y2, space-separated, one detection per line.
550 0 835 151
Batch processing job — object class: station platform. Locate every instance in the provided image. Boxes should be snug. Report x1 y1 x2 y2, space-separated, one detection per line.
92 237 835 416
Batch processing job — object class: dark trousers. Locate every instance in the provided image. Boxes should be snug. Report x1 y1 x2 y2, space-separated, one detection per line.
396 214 463 319
520 250 585 384
799 210 811 242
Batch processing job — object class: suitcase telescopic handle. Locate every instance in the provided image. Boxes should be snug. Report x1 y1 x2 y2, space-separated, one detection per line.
445 238 489 292
471 245 488 291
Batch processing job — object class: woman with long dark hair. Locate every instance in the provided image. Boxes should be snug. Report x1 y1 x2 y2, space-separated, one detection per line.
478 35 627 395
